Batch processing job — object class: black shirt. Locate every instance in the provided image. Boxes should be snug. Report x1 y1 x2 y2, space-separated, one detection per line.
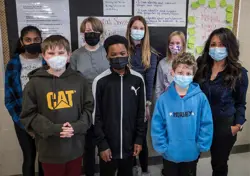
199 68 248 125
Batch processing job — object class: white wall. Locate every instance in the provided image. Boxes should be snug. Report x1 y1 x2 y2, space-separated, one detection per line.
0 25 23 175
236 0 250 145
0 1 250 175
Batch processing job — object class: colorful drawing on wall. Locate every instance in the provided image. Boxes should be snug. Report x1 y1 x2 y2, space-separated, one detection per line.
187 0 235 58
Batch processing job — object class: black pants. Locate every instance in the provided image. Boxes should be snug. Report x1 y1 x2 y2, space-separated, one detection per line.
100 156 133 176
84 125 96 176
14 123 43 176
133 122 148 172
163 159 197 176
211 117 237 176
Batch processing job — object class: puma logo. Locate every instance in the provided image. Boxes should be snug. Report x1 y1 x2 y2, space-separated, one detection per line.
131 86 140 96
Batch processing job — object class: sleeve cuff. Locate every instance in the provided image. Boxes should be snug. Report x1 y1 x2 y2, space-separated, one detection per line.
16 120 25 129
71 123 90 135
135 136 143 146
235 117 246 126
98 140 110 152
52 124 62 136
197 143 209 153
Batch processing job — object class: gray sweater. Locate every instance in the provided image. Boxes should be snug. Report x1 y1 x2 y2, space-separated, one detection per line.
155 57 174 99
70 46 109 85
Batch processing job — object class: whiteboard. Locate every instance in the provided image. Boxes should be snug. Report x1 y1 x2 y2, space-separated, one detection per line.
16 0 71 43
134 0 186 27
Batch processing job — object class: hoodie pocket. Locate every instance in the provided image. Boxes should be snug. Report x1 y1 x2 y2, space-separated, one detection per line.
166 139 199 162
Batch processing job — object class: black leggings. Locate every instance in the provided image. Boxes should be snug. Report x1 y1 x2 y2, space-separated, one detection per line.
133 122 148 172
211 117 237 176
14 123 43 176
84 125 96 176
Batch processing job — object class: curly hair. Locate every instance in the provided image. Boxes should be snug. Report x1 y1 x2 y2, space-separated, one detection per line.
172 52 197 74
194 28 242 89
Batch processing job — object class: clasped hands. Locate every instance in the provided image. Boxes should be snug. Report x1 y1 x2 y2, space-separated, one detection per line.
60 122 74 138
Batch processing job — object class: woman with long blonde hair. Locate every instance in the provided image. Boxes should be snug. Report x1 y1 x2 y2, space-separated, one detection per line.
126 15 158 176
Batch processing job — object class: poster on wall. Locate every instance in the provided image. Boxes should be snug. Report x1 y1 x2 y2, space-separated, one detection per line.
15 0 71 43
134 0 186 27
103 0 132 15
186 0 235 57
77 16 131 48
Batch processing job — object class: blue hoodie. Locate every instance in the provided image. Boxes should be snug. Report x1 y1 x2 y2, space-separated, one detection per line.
151 82 213 163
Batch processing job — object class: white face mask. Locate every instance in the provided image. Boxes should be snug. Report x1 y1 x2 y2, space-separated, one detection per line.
47 55 67 71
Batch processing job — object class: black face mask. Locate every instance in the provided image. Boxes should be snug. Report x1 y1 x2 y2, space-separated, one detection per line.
24 43 41 54
109 56 129 70
85 32 101 46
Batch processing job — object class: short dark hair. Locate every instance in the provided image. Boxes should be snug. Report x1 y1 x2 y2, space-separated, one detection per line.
103 35 128 54
15 26 42 54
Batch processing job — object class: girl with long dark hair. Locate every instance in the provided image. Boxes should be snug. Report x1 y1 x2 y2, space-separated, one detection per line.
5 26 44 176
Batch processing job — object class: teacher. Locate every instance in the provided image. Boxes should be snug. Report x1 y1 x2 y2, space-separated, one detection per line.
194 28 248 176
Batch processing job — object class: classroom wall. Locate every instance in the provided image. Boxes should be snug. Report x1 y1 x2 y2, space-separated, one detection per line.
0 1 250 175
236 0 250 146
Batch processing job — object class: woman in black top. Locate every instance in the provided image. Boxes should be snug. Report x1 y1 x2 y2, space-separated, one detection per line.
194 28 248 176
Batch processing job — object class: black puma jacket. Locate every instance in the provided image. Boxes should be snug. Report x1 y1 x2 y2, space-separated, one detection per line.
92 67 146 159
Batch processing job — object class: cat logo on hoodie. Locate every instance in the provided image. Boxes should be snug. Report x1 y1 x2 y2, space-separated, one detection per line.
47 90 76 110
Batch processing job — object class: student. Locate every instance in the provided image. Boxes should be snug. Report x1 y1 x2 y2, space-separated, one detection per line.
194 28 248 176
155 31 186 99
151 52 213 176
4 26 44 176
70 17 109 176
156 31 186 176
20 35 93 176
93 35 145 176
126 15 157 176
71 16 108 83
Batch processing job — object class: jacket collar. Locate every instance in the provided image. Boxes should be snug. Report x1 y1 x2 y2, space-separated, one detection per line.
110 66 131 76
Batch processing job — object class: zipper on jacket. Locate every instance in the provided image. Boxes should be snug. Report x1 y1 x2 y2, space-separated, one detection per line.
120 75 123 159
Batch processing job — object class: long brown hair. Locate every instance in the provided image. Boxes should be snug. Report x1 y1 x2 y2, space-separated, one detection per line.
126 16 152 69
194 28 242 89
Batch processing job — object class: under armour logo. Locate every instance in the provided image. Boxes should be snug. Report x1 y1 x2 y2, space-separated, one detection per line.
131 86 140 96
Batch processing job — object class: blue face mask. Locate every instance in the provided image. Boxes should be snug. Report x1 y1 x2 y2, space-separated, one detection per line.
131 29 145 41
174 75 193 89
209 47 228 61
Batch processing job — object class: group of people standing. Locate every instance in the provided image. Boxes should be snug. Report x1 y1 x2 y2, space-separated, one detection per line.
4 15 248 176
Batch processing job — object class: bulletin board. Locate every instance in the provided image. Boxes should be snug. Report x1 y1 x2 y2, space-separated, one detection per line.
0 0 10 66
186 0 240 57
0 0 240 66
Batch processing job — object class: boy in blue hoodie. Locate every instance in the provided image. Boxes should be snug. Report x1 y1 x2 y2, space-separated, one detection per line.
151 52 213 176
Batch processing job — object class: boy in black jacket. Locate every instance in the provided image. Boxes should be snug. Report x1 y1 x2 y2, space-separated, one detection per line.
92 35 146 176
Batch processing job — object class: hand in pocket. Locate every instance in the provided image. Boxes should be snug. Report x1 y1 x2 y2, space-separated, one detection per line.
231 126 239 136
